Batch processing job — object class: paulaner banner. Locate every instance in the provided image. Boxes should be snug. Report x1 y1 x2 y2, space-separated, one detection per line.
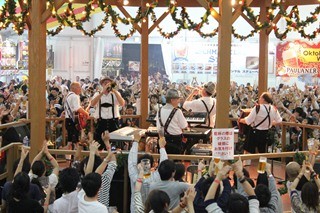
276 40 320 77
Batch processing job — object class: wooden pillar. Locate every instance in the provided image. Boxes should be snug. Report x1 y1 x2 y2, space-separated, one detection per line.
29 0 47 160
215 0 232 128
140 0 149 129
258 0 270 96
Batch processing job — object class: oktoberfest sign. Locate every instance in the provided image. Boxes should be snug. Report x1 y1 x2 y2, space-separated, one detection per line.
276 40 320 77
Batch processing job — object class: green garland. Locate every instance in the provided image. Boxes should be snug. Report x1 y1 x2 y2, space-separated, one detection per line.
0 0 319 40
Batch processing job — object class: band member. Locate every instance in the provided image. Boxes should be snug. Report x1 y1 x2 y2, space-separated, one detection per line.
64 82 89 147
239 92 282 154
183 81 216 128
156 89 188 154
91 76 125 150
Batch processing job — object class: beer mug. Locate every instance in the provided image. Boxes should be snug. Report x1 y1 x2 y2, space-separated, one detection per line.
141 159 151 179
257 157 267 174
213 157 220 175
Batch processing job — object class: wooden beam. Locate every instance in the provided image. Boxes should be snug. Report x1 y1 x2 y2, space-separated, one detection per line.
41 0 66 23
140 1 149 129
115 3 142 34
148 11 169 34
258 0 270 96
240 13 256 28
29 0 47 160
232 0 253 24
215 0 232 128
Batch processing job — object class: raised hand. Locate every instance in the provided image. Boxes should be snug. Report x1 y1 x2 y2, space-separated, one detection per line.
89 140 100 154
21 147 29 160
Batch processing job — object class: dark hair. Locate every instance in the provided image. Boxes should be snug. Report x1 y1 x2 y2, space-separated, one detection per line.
31 160 46 199
81 173 102 198
79 155 103 176
138 154 154 168
255 184 271 207
227 193 249 213
301 182 319 211
174 163 185 182
8 172 30 202
1 114 10 124
59 168 80 193
13 156 30 174
145 190 170 213
261 92 273 104
158 160 175 181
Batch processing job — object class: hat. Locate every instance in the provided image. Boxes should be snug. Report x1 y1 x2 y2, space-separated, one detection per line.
203 82 215 94
166 89 180 99
99 76 113 84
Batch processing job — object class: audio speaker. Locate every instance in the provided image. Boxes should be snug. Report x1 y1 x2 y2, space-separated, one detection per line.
2 124 30 147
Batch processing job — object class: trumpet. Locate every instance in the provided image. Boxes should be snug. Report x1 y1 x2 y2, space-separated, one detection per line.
106 81 117 92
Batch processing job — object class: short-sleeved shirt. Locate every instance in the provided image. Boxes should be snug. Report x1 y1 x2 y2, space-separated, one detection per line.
92 92 120 119
64 92 81 119
183 96 216 127
149 180 190 209
156 104 188 135
245 104 282 130
78 189 108 213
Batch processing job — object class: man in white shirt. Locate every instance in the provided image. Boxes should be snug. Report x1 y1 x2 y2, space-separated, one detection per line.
64 82 89 147
183 81 216 128
51 168 80 213
90 76 125 150
78 173 108 213
156 89 188 154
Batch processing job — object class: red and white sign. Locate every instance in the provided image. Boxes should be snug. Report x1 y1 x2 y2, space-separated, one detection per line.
276 40 320 77
212 128 234 160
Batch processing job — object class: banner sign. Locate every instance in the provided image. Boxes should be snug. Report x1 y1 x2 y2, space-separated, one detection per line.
276 40 320 77
171 43 262 75
212 128 234 160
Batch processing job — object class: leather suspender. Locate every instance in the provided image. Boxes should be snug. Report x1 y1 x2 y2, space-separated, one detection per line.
201 100 215 127
253 105 271 129
64 93 75 122
99 93 115 120
158 107 178 135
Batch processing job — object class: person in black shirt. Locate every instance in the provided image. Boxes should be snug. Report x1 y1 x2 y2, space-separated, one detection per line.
7 172 44 213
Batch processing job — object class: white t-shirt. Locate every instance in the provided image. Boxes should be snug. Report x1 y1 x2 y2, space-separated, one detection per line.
64 92 81 119
78 189 108 213
51 190 79 213
92 92 120 119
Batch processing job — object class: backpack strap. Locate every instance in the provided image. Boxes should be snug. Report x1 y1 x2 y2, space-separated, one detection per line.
201 100 214 127
158 108 178 135
254 105 271 129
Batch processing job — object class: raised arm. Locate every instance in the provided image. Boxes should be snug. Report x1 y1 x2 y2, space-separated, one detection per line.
43 141 59 176
85 140 100 175
14 147 29 177
128 131 141 181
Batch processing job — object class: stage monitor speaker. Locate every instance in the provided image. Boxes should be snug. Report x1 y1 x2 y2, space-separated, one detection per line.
2 124 30 147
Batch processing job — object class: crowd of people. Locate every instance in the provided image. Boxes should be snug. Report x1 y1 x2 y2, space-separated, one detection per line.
1 129 319 213
0 73 320 212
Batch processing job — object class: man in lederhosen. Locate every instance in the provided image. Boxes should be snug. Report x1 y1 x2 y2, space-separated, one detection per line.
239 92 282 154
64 82 89 148
156 89 188 154
91 76 125 150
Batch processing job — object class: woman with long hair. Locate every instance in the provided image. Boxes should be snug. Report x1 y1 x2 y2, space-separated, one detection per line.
7 172 44 213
